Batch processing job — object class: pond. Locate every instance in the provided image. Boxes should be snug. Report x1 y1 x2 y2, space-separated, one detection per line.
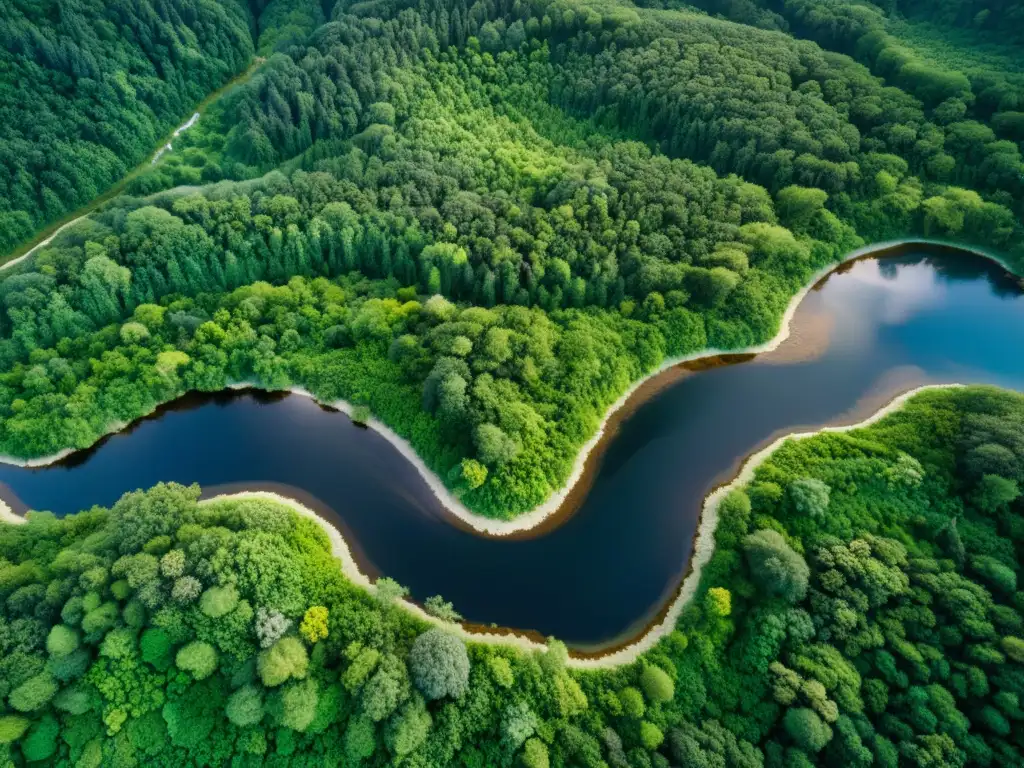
2 246 1023 650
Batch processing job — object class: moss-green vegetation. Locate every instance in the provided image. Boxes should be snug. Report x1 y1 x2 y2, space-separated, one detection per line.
2 386 1022 765
4 0 1024 517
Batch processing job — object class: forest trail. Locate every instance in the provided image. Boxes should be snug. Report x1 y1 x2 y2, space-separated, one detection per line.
0 57 266 273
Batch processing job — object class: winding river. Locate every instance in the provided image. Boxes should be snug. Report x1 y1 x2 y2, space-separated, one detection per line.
2 246 1024 652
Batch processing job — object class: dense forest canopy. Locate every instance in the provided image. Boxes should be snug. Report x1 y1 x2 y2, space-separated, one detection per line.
1 0 1023 518
1 2 1023 765
1 385 1022 766
0 0 262 255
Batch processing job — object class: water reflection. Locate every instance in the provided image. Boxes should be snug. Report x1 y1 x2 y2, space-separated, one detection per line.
1 250 1023 648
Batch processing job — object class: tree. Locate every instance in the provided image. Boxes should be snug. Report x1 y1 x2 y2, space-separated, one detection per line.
141 628 174 670
640 721 665 749
788 478 830 517
200 584 239 618
744 530 810 603
9 674 58 712
619 687 645 719
176 641 218 680
300 606 329 643
783 707 833 752
460 459 488 490
172 576 202 604
278 678 319 732
255 607 291 648
258 637 309 687
973 474 1020 513
0 716 30 745
408 629 470 700
705 587 732 618
345 714 377 763
362 655 411 721
474 423 519 466
640 665 675 704
385 695 432 759
47 625 80 656
522 738 550 768
776 186 828 231
226 685 264 727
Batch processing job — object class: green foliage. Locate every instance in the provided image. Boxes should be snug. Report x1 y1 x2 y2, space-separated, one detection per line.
0 389 1022 767
788 477 831 517
199 584 240 618
743 529 811 603
0 716 29 745
0 0 255 255
299 605 330 643
3 0 1022 525
226 684 265 728
176 641 218 680
46 624 80 657
408 629 470 701
640 665 675 704
258 636 308 687
783 708 833 753
522 737 550 768
9 673 58 713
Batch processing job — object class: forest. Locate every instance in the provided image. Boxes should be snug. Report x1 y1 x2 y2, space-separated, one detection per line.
1 385 1021 766
2 0 1024 517
1 1 1023 762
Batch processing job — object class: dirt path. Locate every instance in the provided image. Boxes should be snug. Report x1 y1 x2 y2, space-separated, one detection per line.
1 58 265 272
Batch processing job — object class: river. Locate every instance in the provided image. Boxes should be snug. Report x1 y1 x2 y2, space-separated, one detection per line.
2 247 1023 651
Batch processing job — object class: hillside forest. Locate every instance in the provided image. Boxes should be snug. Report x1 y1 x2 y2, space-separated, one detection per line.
1 0 1024 517
1 1 1024 765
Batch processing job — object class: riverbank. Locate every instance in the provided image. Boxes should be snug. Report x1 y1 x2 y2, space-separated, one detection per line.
213 238 1021 537
0 240 1014 536
196 382 971 667
0 384 964 666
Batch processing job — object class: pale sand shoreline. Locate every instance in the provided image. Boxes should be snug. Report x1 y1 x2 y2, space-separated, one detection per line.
0 384 965 667
0 237 1009 535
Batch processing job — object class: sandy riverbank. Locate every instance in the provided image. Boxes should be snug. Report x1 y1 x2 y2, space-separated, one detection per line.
0 239 1013 535
223 238 1014 536
0 385 959 667
206 383 967 667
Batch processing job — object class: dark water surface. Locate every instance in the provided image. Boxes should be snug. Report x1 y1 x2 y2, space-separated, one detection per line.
3 250 1024 649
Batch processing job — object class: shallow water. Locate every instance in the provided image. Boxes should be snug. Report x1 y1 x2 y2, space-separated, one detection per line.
2 250 1023 649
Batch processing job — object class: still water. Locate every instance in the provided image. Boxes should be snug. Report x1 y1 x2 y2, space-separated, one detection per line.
2 249 1023 649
